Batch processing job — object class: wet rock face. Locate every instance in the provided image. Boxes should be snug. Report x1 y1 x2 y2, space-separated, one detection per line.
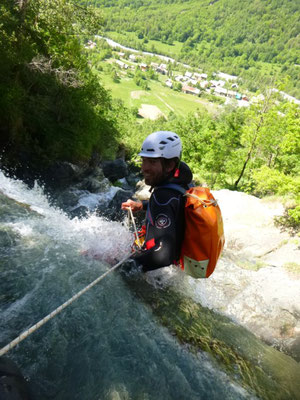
41 161 140 222
44 162 84 189
74 166 111 193
102 159 129 182
215 189 300 268
97 189 135 221
77 176 111 194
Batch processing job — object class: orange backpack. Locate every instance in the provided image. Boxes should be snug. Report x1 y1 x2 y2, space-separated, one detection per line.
164 185 225 278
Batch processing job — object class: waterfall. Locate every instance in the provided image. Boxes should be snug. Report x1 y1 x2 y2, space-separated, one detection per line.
1 171 299 400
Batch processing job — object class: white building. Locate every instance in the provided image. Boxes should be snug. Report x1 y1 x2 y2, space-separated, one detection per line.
115 60 129 69
182 85 200 96
129 54 137 62
140 63 148 71
217 72 238 81
193 73 202 80
200 80 209 89
84 40 96 49
214 87 227 96
210 80 225 87
175 75 184 82
189 79 198 86
150 62 159 69
165 79 173 88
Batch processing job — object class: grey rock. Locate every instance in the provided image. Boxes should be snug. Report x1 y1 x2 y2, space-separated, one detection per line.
44 162 83 188
97 189 134 221
126 172 141 188
77 177 110 193
135 180 151 201
55 190 80 208
102 159 128 182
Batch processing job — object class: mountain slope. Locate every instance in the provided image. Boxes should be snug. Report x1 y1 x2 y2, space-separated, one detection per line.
83 0 300 96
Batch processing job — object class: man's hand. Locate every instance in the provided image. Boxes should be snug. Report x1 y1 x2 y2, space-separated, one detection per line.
121 199 143 212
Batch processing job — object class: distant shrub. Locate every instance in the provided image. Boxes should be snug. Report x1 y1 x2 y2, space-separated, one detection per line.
288 206 300 225
252 166 300 197
275 204 300 235
173 82 182 92
206 94 225 104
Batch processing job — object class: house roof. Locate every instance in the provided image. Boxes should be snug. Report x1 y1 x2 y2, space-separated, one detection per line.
182 85 200 95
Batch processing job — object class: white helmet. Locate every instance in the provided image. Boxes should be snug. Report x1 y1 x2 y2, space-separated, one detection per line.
138 131 182 159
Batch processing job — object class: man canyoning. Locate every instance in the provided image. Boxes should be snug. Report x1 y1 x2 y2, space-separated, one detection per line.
121 131 193 272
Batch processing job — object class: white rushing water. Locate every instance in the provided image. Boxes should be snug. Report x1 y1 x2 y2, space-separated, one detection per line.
1 170 299 358
1 171 261 400
0 171 132 260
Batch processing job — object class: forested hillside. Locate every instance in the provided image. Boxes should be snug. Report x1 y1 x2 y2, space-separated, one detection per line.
83 0 300 97
0 0 124 171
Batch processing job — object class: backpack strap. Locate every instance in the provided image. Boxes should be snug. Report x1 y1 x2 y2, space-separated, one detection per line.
159 183 186 195
162 184 218 207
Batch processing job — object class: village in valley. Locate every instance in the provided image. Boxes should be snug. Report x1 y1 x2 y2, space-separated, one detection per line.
86 38 300 120
111 49 252 107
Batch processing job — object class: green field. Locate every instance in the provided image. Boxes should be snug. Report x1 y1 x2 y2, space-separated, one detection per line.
105 31 183 60
98 67 219 119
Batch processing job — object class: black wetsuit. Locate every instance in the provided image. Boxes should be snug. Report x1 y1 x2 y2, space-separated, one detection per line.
133 162 193 272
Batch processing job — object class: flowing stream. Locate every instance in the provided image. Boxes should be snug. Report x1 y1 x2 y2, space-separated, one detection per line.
0 171 299 400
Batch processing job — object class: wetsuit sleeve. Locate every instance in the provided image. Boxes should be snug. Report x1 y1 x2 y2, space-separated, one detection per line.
132 188 183 272
142 200 148 211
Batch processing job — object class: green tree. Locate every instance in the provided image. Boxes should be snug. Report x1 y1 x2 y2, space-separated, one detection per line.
232 94 300 192
0 0 120 168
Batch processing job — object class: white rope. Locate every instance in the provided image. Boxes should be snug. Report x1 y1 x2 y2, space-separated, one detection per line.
128 207 142 249
0 253 132 357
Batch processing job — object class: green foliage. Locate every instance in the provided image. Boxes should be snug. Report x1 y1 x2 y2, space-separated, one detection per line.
206 94 226 105
173 82 182 92
111 69 120 82
0 0 120 169
166 107 245 188
128 91 300 195
133 69 149 89
252 167 300 197
275 204 300 235
288 206 300 226
146 68 158 81
229 96 300 191
83 0 300 98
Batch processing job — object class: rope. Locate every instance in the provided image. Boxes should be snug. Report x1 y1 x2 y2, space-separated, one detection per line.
0 253 132 357
127 207 142 249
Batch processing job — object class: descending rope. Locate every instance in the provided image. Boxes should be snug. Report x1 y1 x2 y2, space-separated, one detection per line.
0 253 132 357
128 206 142 249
